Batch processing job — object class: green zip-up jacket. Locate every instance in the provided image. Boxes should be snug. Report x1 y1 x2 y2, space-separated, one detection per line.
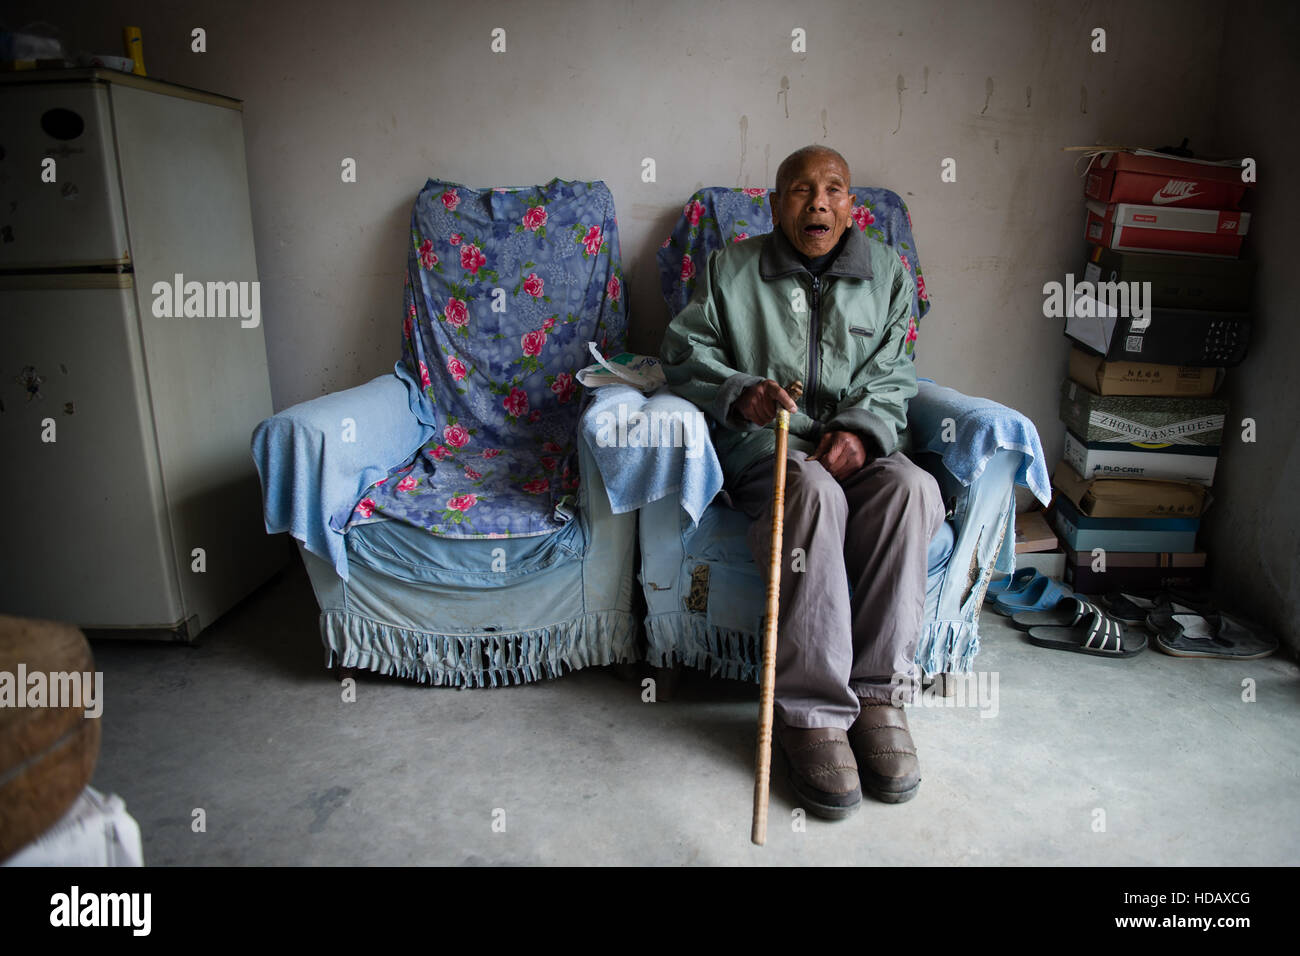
659 224 918 483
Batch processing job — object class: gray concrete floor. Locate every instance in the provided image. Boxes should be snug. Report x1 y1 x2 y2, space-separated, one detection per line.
87 560 1300 865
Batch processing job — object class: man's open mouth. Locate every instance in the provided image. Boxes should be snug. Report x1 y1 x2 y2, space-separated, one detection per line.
803 223 831 236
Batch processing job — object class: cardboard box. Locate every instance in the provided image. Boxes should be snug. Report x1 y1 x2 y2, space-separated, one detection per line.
1064 297 1250 367
1085 201 1250 258
1084 246 1254 312
1067 348 1219 397
1052 461 1209 519
1059 380 1227 446
1048 496 1199 553
1084 150 1251 211
1015 510 1058 553
1063 546 1209 594
1063 430 1218 485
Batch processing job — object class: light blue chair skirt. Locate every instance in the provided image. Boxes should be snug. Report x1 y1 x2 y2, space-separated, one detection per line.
297 436 639 686
638 448 1022 680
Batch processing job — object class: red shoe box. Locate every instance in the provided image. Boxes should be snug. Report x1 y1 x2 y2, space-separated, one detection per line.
1085 201 1251 258
1084 150 1251 210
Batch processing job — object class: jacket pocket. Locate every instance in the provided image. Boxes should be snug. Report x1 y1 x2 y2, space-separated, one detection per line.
848 325 874 338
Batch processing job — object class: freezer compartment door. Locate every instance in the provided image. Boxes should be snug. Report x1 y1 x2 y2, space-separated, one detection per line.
0 277 184 627
0 82 131 269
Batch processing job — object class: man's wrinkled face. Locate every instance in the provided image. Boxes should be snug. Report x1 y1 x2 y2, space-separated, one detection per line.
771 153 855 258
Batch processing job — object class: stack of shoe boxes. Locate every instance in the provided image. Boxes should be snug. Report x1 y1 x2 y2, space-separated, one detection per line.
1048 148 1255 594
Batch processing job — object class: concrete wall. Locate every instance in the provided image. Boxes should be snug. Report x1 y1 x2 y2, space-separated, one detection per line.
12 0 1295 645
14 1 1224 405
1205 0 1300 653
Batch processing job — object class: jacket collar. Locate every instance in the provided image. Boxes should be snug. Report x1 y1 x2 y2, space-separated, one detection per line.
760 223 874 281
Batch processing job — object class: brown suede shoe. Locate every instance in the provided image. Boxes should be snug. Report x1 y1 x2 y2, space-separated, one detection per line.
847 701 921 804
775 720 862 820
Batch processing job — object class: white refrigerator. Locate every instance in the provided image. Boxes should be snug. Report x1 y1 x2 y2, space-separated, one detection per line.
0 68 288 640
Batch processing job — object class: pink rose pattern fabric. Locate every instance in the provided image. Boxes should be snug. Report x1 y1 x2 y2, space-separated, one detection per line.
350 178 626 536
657 186 930 356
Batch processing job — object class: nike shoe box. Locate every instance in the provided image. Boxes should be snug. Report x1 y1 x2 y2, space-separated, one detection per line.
1063 430 1219 486
1084 246 1254 312
1084 149 1251 211
1059 380 1227 447
1063 546 1209 594
1064 297 1250 367
1085 201 1250 258
1048 496 1200 553
1068 347 1219 397
1052 461 1209 519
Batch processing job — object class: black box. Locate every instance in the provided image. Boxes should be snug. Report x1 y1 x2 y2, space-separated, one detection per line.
1065 306 1250 367
1085 247 1254 312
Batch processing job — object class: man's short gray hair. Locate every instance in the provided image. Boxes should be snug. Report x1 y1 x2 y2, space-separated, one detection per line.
774 145 852 194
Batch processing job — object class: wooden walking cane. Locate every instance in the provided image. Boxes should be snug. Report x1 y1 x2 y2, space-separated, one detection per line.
752 380 803 846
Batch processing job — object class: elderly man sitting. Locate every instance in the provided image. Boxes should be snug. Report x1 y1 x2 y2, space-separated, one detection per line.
659 145 945 817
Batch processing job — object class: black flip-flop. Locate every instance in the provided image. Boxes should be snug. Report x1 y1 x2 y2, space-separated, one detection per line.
1011 596 1104 631
1147 603 1278 660
1027 605 1146 658
1151 588 1218 616
1099 590 1161 626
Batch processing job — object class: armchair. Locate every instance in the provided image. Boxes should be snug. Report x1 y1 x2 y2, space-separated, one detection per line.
251 178 639 686
638 187 1050 686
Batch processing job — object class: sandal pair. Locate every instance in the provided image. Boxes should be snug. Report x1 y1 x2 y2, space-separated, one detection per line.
1011 596 1146 658
1146 601 1278 660
987 567 1037 598
991 571 1073 616
1098 588 1212 626
1096 589 1277 660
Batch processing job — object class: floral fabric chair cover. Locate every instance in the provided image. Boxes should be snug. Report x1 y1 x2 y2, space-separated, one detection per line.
657 186 930 356
348 178 626 537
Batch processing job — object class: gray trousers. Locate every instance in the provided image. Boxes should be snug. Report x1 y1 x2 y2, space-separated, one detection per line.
728 450 946 730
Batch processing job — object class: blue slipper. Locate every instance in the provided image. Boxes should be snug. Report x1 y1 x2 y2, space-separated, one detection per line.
992 574 1073 615
987 567 1037 598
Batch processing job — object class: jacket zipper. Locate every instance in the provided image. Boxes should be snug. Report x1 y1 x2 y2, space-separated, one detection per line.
806 275 822 420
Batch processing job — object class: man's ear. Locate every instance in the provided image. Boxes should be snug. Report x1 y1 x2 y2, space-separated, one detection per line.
769 191 779 226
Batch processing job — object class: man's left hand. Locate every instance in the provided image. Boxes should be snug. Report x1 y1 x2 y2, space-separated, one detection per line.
807 429 867 481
